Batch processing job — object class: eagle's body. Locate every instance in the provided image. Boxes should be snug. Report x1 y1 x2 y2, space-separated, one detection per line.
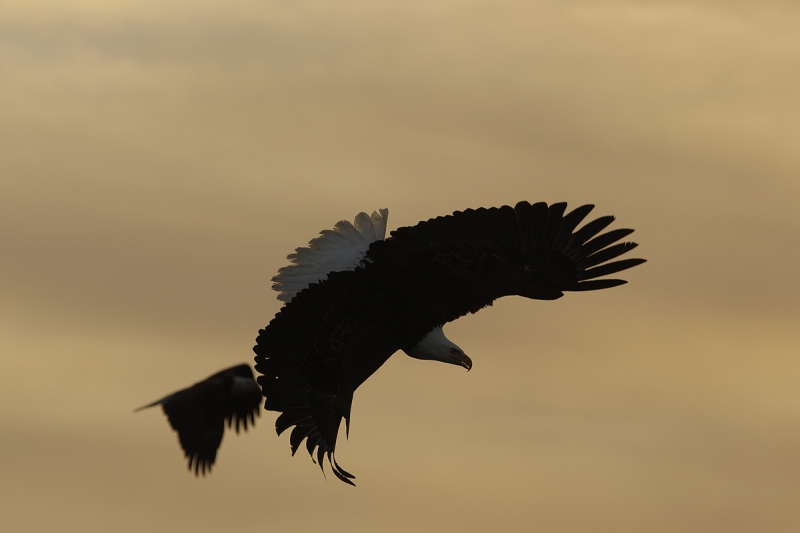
255 201 645 484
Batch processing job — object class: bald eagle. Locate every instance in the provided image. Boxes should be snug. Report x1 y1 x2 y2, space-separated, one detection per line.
136 364 261 475
255 201 645 485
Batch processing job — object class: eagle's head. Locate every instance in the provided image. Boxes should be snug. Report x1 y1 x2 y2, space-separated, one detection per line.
404 325 472 371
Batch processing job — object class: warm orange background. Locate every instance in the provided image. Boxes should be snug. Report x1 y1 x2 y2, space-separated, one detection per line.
2 1 800 531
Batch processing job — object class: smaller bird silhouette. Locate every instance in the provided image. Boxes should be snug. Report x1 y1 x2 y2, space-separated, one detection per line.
136 364 262 475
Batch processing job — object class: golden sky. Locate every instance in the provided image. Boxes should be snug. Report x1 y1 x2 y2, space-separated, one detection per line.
2 0 800 531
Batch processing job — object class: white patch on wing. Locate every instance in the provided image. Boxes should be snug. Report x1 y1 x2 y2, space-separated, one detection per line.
272 209 389 302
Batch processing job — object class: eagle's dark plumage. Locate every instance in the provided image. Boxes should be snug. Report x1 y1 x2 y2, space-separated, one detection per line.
136 364 261 475
255 201 646 485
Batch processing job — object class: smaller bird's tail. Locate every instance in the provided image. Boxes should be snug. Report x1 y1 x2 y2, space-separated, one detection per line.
133 394 171 412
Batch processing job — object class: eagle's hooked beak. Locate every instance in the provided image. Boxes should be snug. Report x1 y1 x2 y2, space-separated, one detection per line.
457 352 473 371
446 346 472 371
445 346 472 371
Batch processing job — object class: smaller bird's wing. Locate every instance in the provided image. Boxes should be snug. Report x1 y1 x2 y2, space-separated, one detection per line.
160 382 227 475
226 372 263 433
137 364 262 475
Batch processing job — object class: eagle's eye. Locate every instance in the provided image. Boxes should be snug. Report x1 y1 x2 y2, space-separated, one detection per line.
450 348 460 355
